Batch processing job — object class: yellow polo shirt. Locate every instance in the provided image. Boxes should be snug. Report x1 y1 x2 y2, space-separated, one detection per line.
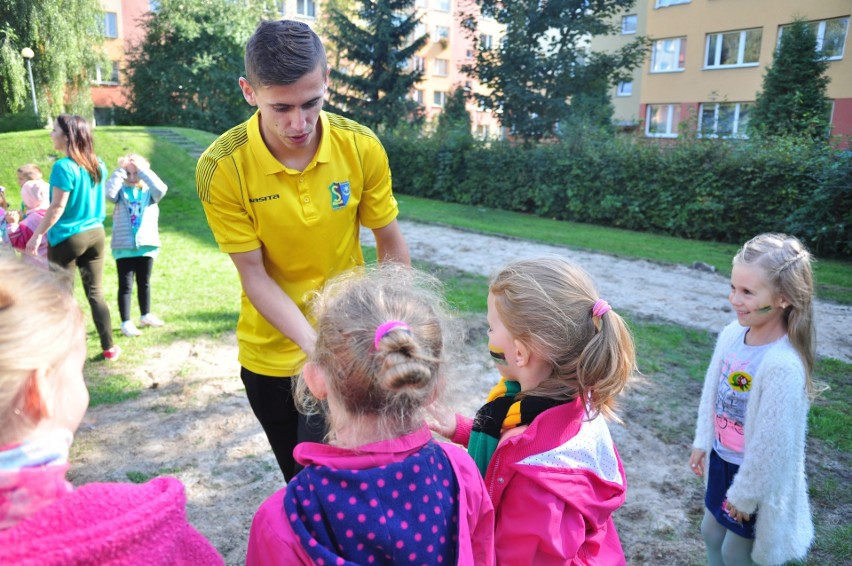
196 111 399 376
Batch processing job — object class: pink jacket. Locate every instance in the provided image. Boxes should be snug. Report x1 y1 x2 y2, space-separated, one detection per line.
247 425 495 565
453 397 627 566
0 476 223 565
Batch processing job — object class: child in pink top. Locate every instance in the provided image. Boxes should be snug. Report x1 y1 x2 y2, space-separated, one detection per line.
0 255 223 565
6 179 50 263
431 256 637 565
247 265 495 566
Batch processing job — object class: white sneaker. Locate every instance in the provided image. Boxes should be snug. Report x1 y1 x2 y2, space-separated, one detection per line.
121 320 142 337
139 313 165 327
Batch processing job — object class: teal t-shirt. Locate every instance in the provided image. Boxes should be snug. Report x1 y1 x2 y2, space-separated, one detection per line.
47 157 107 246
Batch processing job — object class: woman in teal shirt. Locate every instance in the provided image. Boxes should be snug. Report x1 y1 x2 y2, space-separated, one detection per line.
26 114 119 361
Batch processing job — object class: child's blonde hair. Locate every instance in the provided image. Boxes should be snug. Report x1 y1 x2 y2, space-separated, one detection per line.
295 265 455 441
490 256 636 421
16 163 43 182
733 233 820 397
117 153 150 171
0 255 82 445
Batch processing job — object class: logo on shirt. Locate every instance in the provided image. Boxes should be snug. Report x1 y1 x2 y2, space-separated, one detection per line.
329 181 350 210
728 371 752 393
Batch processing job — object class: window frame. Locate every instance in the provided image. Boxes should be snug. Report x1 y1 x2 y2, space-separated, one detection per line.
704 28 762 69
102 12 118 39
651 37 687 73
436 0 450 12
779 17 849 61
434 25 450 42
433 58 449 76
645 104 681 138
296 0 316 18
433 91 447 107
655 0 690 7
621 15 637 35
616 81 633 97
698 102 751 139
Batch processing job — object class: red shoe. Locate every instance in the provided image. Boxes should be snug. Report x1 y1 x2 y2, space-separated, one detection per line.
103 345 122 361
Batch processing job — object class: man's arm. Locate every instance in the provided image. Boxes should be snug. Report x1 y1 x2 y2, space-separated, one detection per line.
229 248 317 357
372 219 410 266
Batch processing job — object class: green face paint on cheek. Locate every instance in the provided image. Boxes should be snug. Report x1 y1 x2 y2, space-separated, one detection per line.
489 344 508 366
757 305 773 314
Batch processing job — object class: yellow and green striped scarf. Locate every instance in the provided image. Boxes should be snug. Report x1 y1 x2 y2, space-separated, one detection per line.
468 378 563 477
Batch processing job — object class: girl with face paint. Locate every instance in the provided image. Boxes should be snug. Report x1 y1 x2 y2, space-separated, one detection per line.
430 256 637 565
689 233 821 566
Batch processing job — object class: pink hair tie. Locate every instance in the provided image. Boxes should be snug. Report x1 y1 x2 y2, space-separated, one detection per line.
373 320 411 350
592 299 611 318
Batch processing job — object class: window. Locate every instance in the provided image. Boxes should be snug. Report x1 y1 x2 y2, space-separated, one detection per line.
705 29 761 68
434 58 449 76
102 12 118 38
272 1 285 15
297 0 315 18
465 49 474 59
621 15 637 35
617 81 633 96
436 0 450 11
656 0 690 7
699 102 751 138
433 91 447 107
646 104 681 137
779 17 849 60
434 26 450 42
480 34 493 50
412 90 424 105
651 37 687 72
94 61 120 84
413 56 425 72
415 0 427 7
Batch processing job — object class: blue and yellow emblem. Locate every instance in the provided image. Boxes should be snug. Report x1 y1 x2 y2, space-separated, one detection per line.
328 181 350 209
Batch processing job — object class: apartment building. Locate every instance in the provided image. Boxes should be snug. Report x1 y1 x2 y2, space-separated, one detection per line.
92 0 150 125
595 0 851 141
92 0 502 136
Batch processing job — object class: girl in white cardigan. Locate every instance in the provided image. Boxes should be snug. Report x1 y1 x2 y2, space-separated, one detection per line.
689 233 820 566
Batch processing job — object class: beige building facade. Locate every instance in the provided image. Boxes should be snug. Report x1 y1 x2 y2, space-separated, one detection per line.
596 0 851 142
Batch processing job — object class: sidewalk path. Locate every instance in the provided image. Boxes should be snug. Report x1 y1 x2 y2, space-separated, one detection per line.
364 220 851 363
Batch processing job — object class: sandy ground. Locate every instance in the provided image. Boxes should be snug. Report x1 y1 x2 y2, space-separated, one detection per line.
69 220 850 565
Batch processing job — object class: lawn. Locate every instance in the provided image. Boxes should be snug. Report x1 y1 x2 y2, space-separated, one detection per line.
2 126 849 564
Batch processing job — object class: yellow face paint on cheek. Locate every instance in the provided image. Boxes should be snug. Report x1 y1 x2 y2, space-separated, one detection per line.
489 344 508 365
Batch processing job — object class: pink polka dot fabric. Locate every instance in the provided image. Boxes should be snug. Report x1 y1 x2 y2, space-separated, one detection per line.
284 440 459 565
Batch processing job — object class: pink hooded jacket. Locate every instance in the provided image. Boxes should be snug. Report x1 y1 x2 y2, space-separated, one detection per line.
453 396 627 566
7 179 49 258
247 426 495 566
0 476 223 565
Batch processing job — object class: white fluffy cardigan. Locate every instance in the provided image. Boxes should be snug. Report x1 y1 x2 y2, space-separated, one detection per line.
692 321 814 566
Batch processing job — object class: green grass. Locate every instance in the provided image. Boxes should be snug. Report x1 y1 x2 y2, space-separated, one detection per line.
395 195 852 305
2 126 848 565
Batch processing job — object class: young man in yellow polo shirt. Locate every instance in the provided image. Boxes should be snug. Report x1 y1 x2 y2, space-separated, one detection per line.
196 20 410 481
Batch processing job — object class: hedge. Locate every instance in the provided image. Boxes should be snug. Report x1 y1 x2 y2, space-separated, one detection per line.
381 130 852 258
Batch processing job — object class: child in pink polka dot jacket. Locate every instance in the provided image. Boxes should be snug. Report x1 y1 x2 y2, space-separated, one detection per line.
430 256 637 565
246 266 495 566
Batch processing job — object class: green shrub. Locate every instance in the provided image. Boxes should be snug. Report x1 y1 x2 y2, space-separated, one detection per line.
382 129 851 257
0 111 46 133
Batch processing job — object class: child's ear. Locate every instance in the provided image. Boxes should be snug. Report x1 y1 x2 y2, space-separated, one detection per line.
776 293 790 310
302 362 328 400
513 339 532 368
22 368 51 422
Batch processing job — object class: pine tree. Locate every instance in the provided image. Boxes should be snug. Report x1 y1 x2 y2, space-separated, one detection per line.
436 86 472 138
325 0 428 131
749 19 831 141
